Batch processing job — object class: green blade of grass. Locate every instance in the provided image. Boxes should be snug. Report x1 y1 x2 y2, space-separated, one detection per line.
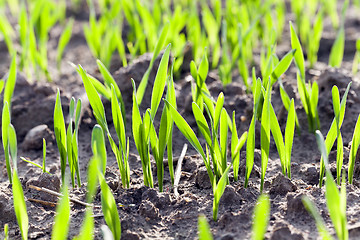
97 60 125 124
4 55 17 109
192 102 212 147
260 84 271 192
137 22 169 105
284 99 295 178
57 18 74 69
319 82 351 187
198 215 213 240
12 170 28 240
99 174 121 240
54 89 67 183
220 108 228 172
164 99 214 186
91 124 107 174
213 164 231 221
252 194 270 240
78 65 107 130
8 124 17 171
329 27 345 68
302 196 334 240
290 21 305 80
150 44 171 118
51 185 70 240
348 114 360 184
270 49 296 86
73 207 94 240
269 104 286 175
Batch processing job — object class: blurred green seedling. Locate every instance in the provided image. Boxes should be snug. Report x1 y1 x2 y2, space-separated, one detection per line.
319 82 351 187
290 21 320 133
57 18 74 70
252 194 270 240
51 184 70 240
352 40 360 74
198 215 213 240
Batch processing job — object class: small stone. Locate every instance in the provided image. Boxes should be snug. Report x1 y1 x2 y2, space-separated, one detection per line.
22 125 54 151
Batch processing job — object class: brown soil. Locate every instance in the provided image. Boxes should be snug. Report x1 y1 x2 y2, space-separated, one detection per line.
1 1 360 240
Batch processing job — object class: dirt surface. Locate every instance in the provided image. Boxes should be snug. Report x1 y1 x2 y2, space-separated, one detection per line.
1 1 360 240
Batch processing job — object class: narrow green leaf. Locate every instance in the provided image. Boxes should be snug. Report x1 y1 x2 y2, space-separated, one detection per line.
137 22 169 105
302 196 334 240
150 44 171 118
73 207 94 240
4 55 17 108
91 124 107 174
349 114 360 184
260 84 271 192
213 164 231 221
8 124 17 171
198 215 213 240
290 21 305 79
12 170 28 240
51 185 70 240
57 18 74 69
193 102 212 147
252 194 270 240
284 99 295 178
99 174 121 240
329 27 345 68
54 89 67 183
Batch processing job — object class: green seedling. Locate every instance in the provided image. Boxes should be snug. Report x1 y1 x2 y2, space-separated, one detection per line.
54 90 67 184
310 130 349 240
252 194 270 240
190 51 211 112
149 60 177 191
332 86 344 184
348 114 360 184
21 139 51 174
198 215 213 240
308 10 324 68
231 111 248 181
4 224 8 240
260 83 271 192
352 40 360 74
51 185 70 240
270 99 296 178
12 170 28 240
319 82 351 187
290 21 320 133
2 102 12 183
99 173 121 240
136 22 169 105
53 90 82 187
329 0 348 68
91 125 107 174
0 13 15 55
4 55 17 109
213 164 231 221
57 18 74 70
329 27 345 68
78 65 130 188
132 44 171 191
245 77 262 188
73 206 94 240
